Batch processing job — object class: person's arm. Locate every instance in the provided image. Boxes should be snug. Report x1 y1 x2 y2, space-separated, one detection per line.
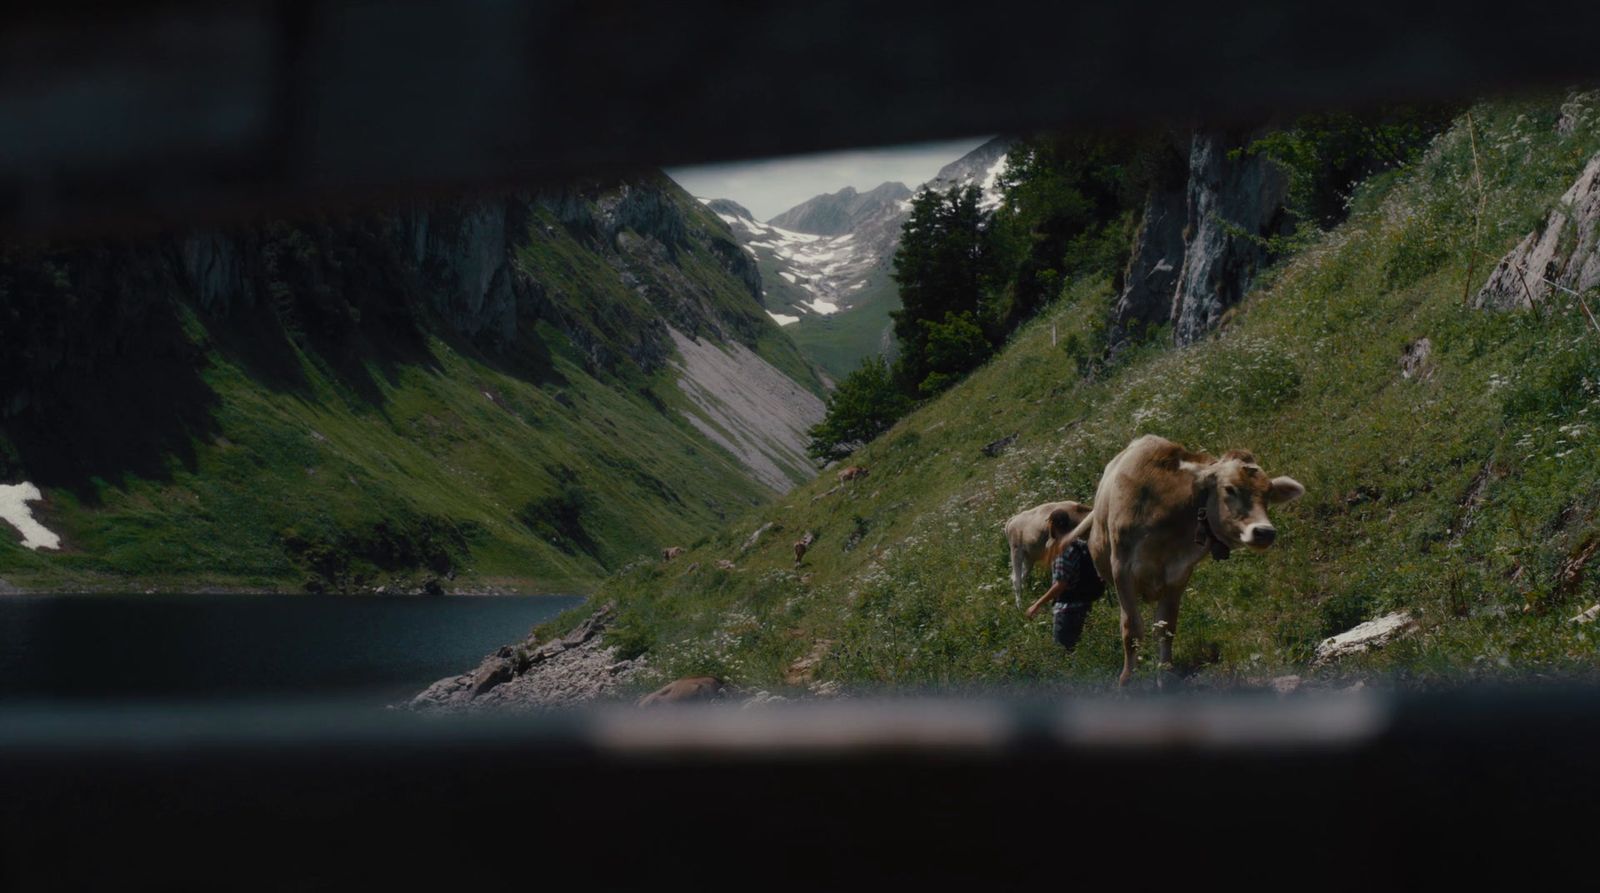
1025 580 1066 618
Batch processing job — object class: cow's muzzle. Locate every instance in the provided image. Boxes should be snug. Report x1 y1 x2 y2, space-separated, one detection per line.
1243 524 1277 547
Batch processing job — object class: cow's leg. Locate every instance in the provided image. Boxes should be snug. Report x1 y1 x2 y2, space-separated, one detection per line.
1010 544 1028 608
1153 590 1182 690
1114 576 1143 688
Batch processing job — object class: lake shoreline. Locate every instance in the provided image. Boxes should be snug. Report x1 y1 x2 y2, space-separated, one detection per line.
0 575 594 599
0 591 585 703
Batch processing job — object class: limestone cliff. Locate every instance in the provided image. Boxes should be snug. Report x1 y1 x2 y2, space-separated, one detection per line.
1110 128 1290 350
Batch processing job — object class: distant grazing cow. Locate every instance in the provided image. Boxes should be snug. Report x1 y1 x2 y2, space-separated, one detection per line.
794 531 816 565
838 466 869 483
1072 435 1303 686
1003 500 1092 607
662 546 685 561
637 675 724 707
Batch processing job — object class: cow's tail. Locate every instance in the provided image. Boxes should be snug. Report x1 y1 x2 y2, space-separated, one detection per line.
1047 511 1095 562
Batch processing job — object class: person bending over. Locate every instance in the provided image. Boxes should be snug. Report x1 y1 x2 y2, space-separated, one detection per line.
1024 508 1104 651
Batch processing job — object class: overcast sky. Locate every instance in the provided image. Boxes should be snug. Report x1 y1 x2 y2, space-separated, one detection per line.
667 136 993 222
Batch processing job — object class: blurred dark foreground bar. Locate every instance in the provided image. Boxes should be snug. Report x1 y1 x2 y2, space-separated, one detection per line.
0 688 1595 888
7 0 1600 237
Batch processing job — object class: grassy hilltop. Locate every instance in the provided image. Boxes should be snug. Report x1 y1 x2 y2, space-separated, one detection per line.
573 94 1600 691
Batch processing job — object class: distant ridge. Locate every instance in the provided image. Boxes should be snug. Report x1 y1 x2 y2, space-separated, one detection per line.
768 181 912 235
705 198 754 220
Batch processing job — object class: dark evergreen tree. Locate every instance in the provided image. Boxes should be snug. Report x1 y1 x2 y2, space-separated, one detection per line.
889 185 992 393
985 134 1147 331
805 355 911 463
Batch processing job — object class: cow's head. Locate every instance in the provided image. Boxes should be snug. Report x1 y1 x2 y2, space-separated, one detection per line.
1198 450 1304 550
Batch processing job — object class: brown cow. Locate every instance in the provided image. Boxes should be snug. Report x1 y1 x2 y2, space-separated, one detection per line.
1072 435 1303 687
637 675 724 707
662 546 686 561
838 466 869 483
794 531 816 565
1003 500 1092 607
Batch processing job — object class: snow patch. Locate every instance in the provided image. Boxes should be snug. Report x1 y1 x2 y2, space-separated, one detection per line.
807 298 839 315
766 311 801 326
0 483 61 551
978 153 1009 210
779 271 798 284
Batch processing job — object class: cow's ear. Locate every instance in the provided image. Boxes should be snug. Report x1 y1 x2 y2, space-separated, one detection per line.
1268 476 1305 504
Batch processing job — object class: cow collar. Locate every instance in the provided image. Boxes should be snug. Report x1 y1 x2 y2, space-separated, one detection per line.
1195 505 1232 561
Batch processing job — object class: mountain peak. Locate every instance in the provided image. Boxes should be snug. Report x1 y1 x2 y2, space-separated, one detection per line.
704 197 754 220
922 137 1014 210
768 181 914 235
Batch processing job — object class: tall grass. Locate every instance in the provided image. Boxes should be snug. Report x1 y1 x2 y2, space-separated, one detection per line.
592 92 1600 692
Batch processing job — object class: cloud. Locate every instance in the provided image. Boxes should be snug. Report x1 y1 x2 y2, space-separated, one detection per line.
667 136 993 221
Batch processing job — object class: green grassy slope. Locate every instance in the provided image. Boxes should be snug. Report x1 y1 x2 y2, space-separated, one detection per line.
582 94 1600 691
0 176 821 593
785 266 901 381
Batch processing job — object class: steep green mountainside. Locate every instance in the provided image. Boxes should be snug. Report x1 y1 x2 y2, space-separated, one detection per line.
784 268 901 383
0 174 825 593
578 94 1600 691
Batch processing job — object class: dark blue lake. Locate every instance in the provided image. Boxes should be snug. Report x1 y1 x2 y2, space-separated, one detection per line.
0 593 583 704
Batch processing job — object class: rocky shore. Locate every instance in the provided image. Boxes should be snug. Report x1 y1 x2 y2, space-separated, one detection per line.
407 604 647 711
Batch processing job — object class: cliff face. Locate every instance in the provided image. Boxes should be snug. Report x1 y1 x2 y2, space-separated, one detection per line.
1110 129 1290 349
0 173 822 592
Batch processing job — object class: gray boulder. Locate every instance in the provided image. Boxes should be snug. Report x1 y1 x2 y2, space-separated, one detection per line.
1313 611 1418 666
1399 337 1434 380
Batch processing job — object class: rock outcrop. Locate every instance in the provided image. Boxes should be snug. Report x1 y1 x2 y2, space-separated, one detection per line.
181 230 251 315
1399 337 1435 380
409 605 647 711
1170 131 1292 344
1111 179 1187 348
1111 129 1291 349
1476 153 1600 311
637 676 725 706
